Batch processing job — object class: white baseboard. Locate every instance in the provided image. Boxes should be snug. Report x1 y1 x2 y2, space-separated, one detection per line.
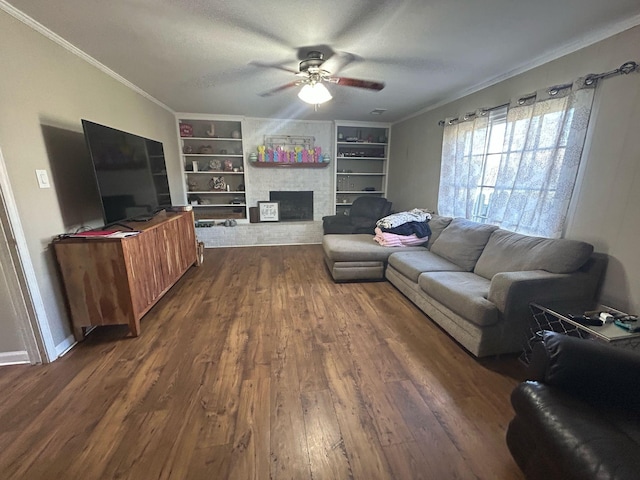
55 334 77 358
0 350 30 366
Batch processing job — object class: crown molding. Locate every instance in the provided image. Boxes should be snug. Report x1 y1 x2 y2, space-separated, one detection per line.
394 13 640 125
0 0 174 114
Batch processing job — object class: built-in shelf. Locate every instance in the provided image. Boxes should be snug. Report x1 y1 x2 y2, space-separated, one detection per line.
185 171 245 175
177 115 247 220
188 190 245 194
334 122 390 215
180 136 242 141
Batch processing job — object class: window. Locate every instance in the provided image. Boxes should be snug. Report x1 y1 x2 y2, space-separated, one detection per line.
438 84 595 238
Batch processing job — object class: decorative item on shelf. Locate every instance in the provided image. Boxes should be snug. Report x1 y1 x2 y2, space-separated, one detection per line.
378 134 387 143
322 153 331 163
338 132 344 141
209 176 226 191
254 144 323 163
206 123 216 137
233 167 239 172
231 130 241 139
183 145 193 154
199 145 213 154
237 183 245 191
192 161 199 172
208 159 222 171
249 152 258 162
187 179 198 191
179 123 193 137
230 197 243 205
224 159 233 171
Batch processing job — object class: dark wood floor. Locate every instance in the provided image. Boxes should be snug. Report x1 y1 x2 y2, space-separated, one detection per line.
0 245 526 479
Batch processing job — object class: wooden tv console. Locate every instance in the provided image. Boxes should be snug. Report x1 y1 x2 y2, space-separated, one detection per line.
54 211 197 340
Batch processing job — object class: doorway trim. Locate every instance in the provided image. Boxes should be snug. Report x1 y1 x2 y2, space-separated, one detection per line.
0 147 56 363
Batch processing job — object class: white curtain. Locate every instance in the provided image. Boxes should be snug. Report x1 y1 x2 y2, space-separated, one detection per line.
438 110 490 219
438 80 595 238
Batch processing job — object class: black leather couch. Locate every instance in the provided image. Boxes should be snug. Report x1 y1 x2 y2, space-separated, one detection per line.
322 196 392 235
507 331 640 480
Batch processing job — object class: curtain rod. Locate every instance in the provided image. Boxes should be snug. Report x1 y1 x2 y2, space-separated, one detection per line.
438 61 639 126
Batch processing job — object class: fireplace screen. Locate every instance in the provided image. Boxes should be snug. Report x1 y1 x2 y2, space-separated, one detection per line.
269 191 313 221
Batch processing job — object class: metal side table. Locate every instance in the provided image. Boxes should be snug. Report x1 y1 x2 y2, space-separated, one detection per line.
521 301 640 364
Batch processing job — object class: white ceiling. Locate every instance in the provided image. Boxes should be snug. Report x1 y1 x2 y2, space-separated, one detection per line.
6 0 640 122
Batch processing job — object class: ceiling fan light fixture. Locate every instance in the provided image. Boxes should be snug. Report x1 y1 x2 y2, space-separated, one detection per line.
298 83 332 105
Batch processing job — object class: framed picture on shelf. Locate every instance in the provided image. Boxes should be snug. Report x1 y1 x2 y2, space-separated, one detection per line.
258 201 280 222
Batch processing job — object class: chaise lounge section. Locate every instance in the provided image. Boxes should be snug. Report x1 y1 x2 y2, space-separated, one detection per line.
322 234 427 281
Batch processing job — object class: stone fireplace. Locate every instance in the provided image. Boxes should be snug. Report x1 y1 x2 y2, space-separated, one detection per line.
194 117 333 247
270 191 313 221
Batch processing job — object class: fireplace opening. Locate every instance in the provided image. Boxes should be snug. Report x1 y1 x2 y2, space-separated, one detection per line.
269 191 313 221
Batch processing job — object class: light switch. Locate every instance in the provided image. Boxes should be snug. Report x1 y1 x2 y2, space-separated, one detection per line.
35 169 51 188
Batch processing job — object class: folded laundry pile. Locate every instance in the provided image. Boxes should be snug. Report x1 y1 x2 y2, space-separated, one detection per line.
374 208 432 247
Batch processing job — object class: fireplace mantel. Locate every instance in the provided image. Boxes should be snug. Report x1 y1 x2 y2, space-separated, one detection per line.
250 162 329 168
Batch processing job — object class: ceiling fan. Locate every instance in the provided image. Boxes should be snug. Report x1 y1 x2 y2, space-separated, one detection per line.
257 50 385 106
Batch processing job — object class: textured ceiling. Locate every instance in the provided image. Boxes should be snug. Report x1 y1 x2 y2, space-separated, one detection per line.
5 0 640 122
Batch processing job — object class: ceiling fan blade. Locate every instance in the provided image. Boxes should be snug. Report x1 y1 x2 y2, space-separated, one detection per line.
331 77 385 91
250 61 299 75
258 81 300 97
320 51 357 75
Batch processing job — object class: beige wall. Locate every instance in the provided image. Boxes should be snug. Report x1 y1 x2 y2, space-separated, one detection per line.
388 25 640 312
0 11 183 356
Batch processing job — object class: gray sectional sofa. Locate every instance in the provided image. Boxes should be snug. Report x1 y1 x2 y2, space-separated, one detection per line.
322 215 605 357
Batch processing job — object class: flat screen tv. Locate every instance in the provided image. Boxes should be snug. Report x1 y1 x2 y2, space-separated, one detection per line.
82 120 171 225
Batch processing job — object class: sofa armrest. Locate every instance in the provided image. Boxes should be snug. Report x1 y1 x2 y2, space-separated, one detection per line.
322 215 351 225
488 270 594 313
529 331 640 408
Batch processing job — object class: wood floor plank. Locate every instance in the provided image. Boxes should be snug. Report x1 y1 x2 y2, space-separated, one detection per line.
227 377 270 480
386 379 477 479
269 303 311 480
301 389 352 480
0 245 525 480
323 342 394 479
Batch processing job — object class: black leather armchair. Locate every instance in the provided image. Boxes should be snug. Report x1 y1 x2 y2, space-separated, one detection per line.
322 197 392 235
507 331 640 480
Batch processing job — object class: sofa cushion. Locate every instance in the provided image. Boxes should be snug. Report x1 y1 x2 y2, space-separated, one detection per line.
474 229 594 279
418 271 499 327
388 251 465 283
426 215 453 249
429 218 498 271
322 234 425 263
